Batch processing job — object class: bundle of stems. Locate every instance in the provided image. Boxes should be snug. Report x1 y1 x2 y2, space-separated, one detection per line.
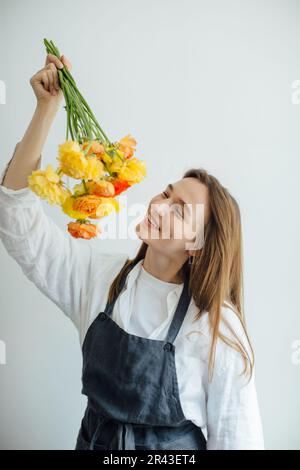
44 38 115 153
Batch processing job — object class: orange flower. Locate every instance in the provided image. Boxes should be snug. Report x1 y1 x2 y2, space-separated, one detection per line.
70 194 119 219
117 134 137 159
67 221 101 239
108 178 131 195
82 140 105 156
86 180 115 197
73 195 104 218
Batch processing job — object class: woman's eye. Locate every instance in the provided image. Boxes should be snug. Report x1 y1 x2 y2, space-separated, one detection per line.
161 191 183 217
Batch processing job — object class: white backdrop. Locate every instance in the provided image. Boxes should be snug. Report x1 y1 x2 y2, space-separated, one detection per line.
0 0 299 450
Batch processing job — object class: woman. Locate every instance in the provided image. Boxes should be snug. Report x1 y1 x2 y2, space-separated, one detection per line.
0 54 265 450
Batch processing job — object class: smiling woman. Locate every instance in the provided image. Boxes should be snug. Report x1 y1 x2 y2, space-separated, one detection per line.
0 49 264 451
119 167 253 384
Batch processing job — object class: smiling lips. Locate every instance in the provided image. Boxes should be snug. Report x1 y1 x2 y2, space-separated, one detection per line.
147 212 160 231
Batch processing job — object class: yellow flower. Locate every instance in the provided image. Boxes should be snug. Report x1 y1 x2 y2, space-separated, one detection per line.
84 156 104 180
96 152 113 165
27 164 71 205
95 197 120 218
59 140 82 156
117 157 146 185
105 154 124 174
57 141 104 179
57 140 88 179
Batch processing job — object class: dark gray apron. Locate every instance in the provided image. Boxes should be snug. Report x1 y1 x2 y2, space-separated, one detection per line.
75 260 207 450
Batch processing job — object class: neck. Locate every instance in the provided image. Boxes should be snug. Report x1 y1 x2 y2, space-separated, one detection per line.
142 247 187 284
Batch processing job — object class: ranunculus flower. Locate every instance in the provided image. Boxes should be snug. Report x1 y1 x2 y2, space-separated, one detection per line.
117 134 137 159
57 141 89 179
86 180 115 197
105 155 124 174
82 140 105 156
117 157 146 184
67 221 101 239
108 178 131 195
61 194 120 220
27 164 71 205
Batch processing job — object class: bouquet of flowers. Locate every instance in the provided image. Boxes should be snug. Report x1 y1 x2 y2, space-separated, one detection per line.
28 39 146 240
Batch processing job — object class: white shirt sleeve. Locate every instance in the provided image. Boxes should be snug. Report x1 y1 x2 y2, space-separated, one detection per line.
206 308 265 450
0 152 99 332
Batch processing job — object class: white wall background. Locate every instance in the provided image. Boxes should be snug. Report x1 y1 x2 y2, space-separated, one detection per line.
0 0 299 450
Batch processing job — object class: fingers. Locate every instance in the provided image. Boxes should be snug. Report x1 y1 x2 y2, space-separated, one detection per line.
61 54 72 70
52 66 60 91
46 63 60 93
48 67 55 95
31 52 71 97
45 53 64 69
41 71 49 92
36 64 58 95
44 52 72 71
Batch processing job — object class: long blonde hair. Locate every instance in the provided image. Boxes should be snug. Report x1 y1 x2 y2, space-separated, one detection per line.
108 168 254 383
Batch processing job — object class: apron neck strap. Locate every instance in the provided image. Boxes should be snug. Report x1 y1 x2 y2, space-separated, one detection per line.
164 274 191 344
104 260 136 317
104 259 192 344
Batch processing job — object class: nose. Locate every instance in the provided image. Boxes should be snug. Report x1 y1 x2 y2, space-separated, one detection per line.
149 201 173 230
156 201 171 216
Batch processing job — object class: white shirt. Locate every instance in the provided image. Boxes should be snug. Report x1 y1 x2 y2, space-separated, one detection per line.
0 155 265 450
128 263 183 337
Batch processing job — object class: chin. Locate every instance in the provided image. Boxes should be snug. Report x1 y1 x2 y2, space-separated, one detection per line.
135 223 145 240
135 225 151 245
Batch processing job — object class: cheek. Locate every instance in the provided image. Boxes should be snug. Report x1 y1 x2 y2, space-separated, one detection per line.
169 217 192 245
178 219 196 243
160 212 177 237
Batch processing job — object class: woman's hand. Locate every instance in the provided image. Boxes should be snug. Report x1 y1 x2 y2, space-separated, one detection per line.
1 54 73 190
30 53 72 110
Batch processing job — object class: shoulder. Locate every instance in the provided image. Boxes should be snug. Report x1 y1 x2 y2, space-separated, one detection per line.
217 303 253 379
219 302 248 342
190 301 247 343
190 302 253 378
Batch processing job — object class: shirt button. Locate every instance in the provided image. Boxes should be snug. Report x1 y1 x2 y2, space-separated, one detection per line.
164 342 173 352
99 312 106 321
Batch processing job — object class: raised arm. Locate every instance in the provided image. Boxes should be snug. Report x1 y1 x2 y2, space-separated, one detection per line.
0 53 97 334
2 52 71 189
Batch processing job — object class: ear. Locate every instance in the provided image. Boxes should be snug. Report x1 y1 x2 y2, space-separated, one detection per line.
187 250 196 258
187 248 202 259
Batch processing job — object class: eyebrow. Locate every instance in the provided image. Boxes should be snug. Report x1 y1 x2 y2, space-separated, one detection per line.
166 183 191 216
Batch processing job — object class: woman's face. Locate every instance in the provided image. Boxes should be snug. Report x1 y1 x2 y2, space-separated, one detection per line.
135 177 211 257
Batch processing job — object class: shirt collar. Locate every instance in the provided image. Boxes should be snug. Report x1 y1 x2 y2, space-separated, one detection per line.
125 259 184 301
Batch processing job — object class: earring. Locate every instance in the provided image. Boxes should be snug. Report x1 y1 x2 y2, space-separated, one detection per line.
188 254 194 265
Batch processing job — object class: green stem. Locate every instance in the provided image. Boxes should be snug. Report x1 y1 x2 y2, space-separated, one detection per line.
82 179 88 193
44 38 113 147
